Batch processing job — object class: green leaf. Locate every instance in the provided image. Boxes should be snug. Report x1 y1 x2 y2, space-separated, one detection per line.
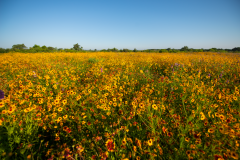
26 125 33 135
8 127 14 136
14 136 21 144
187 115 194 123
20 149 26 155
179 136 185 149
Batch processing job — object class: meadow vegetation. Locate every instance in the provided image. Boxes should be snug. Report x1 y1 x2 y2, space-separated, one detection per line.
0 52 240 160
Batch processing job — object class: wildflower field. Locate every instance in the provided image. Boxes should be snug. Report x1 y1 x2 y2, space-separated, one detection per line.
0 52 240 160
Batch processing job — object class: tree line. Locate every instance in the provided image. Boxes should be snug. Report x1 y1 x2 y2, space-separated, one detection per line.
0 43 83 53
0 44 239 53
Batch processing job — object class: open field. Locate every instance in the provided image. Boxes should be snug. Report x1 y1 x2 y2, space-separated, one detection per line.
0 52 240 160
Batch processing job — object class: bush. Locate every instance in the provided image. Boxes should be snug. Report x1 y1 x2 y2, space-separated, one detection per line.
88 58 99 63
0 48 6 53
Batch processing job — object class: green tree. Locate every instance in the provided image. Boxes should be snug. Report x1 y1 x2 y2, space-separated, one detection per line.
232 47 240 52
209 48 217 52
166 48 173 53
112 47 118 52
64 48 75 52
159 49 168 53
100 49 107 52
133 48 137 52
47 47 55 51
41 45 47 52
42 45 47 50
32 44 42 52
189 48 194 52
0 48 6 53
12 44 27 50
73 43 83 51
107 47 118 52
32 44 40 49
171 48 178 53
180 46 189 52
5 49 10 53
122 48 130 52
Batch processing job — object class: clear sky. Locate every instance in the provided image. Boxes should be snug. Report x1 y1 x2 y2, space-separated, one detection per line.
0 0 240 50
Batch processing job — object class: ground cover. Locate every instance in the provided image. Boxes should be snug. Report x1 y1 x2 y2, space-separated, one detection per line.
0 52 239 160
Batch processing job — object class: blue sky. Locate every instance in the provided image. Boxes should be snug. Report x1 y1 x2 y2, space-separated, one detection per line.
0 0 239 50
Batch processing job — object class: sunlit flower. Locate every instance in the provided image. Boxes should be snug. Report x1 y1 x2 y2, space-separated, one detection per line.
95 136 102 142
208 128 215 133
63 147 72 159
226 118 231 123
58 107 63 112
139 103 144 108
231 151 239 159
200 112 205 120
186 150 191 156
62 99 67 105
167 132 173 137
66 127 71 133
0 100 4 108
88 89 91 93
135 138 142 150
122 138 127 146
214 154 224 160
76 145 84 153
162 126 167 133
152 104 158 110
133 146 137 152
105 138 115 152
132 101 136 106
185 137 190 142
147 139 153 146
233 96 237 101
113 102 117 107
219 114 225 121
57 117 62 121
157 144 163 155
119 110 123 115
27 154 31 159
2 109 7 114
63 115 68 120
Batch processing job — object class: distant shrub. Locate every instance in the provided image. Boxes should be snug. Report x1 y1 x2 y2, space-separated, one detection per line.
88 58 99 63
0 48 6 53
